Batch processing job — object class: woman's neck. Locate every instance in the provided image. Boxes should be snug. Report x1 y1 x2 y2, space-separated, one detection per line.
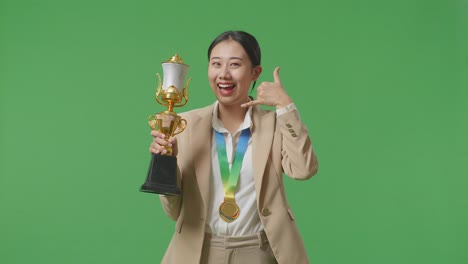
217 102 249 134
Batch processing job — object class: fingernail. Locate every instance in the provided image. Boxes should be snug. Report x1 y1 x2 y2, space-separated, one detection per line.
168 143 172 147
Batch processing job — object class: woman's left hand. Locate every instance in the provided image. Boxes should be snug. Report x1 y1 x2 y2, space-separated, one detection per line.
241 67 293 109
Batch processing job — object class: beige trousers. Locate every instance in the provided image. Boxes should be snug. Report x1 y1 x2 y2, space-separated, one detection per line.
200 231 278 264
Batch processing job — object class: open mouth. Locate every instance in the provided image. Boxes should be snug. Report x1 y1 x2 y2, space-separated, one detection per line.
218 83 235 95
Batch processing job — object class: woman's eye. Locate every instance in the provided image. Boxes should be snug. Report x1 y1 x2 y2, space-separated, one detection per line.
230 63 240 67
211 62 221 67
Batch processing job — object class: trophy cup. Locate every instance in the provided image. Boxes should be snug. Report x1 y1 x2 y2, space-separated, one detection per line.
140 54 191 195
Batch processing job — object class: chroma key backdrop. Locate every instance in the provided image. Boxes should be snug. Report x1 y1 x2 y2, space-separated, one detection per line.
1 0 467 263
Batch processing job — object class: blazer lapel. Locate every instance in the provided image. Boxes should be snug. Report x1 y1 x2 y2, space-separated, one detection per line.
252 106 276 204
190 105 214 210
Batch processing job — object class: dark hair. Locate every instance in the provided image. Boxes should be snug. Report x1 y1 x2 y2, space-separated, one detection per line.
207 30 261 93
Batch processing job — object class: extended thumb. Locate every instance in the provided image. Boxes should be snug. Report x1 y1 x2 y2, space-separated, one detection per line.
273 67 281 83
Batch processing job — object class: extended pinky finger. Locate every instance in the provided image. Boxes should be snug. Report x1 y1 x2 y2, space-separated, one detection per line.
241 99 264 108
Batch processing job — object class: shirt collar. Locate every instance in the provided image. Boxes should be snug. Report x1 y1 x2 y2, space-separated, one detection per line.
211 101 253 133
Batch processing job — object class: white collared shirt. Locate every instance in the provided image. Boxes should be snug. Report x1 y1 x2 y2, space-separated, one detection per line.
205 101 297 236
206 101 261 236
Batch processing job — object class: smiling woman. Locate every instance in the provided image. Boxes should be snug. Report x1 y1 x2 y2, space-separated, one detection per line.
149 30 319 264
208 40 260 113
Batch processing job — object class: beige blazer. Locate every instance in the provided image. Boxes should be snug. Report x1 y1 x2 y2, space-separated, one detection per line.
159 104 318 264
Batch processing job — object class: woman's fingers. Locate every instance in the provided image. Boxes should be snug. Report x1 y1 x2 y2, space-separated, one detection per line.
241 99 264 108
149 131 178 155
151 130 165 138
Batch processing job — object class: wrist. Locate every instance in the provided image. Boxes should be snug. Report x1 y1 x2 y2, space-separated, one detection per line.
275 97 293 109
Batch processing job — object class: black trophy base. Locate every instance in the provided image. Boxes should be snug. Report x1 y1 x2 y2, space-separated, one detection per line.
140 154 181 195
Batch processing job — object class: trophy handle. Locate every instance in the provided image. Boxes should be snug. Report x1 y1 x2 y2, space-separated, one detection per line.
172 118 187 136
173 77 191 108
183 77 191 103
148 115 158 130
155 73 168 106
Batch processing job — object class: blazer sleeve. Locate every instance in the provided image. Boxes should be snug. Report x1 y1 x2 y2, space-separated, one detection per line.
277 109 318 180
159 168 183 221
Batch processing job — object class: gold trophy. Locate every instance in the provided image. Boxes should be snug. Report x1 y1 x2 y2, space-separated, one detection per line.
140 54 191 195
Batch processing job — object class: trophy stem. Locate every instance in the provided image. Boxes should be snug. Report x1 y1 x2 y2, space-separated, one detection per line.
167 101 175 113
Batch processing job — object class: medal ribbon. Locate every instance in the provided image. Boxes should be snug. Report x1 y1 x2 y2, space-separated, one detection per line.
215 128 251 199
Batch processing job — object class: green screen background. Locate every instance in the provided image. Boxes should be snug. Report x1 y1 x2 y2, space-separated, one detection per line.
1 0 467 263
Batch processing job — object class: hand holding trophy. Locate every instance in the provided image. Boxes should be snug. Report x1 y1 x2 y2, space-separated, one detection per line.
140 54 191 195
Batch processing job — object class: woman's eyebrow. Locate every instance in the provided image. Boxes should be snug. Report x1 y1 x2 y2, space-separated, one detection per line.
210 56 243 61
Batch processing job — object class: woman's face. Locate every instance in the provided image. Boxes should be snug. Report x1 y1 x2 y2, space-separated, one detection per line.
208 39 261 107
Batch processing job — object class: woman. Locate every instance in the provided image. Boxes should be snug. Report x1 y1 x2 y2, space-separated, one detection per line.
150 30 318 264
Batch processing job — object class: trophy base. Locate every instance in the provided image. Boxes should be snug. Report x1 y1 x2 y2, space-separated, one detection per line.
140 154 181 195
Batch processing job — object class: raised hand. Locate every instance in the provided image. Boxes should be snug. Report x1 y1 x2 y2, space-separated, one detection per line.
241 67 292 109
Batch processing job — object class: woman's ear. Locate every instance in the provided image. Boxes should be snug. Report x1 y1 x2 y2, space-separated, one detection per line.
253 65 263 81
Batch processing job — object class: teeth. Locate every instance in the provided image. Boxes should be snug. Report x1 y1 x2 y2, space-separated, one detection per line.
218 84 234 89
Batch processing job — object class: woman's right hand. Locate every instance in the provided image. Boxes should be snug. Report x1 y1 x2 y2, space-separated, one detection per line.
149 131 178 156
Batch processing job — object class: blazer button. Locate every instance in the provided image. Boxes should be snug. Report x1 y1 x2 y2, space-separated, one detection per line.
291 133 298 137
288 128 295 133
261 208 271 216
286 123 292 128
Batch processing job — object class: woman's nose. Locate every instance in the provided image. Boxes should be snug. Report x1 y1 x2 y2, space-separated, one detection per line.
219 66 230 79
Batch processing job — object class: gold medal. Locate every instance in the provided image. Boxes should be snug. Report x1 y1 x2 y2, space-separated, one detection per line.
219 198 240 223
